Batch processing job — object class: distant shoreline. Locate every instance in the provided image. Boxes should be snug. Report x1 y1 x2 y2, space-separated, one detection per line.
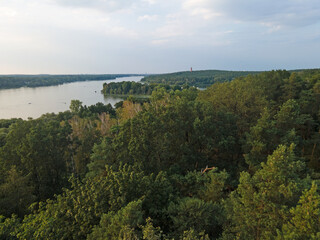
0 74 146 90
103 93 151 98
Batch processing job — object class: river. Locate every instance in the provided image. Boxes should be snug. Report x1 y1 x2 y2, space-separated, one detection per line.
0 76 143 120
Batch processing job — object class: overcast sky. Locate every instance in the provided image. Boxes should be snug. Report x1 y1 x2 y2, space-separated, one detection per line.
0 0 319 74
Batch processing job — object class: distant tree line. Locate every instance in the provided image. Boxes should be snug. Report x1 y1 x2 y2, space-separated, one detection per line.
0 74 140 89
102 81 182 95
141 69 262 88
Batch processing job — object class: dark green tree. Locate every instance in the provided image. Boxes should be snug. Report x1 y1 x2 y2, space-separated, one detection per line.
0 166 35 217
167 198 220 239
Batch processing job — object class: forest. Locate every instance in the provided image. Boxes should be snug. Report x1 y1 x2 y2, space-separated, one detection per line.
102 81 182 96
0 69 320 239
141 70 262 88
0 74 138 89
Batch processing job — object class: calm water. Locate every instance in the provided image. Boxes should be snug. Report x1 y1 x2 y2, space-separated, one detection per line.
0 76 143 119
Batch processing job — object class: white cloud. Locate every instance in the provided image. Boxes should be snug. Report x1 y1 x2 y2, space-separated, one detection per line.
0 7 18 17
183 0 223 20
261 22 282 33
141 0 157 5
52 0 133 12
183 0 320 28
138 14 158 22
152 13 193 40
105 26 138 38
151 39 170 45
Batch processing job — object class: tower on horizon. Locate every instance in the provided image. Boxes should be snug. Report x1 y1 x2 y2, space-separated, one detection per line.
190 67 192 72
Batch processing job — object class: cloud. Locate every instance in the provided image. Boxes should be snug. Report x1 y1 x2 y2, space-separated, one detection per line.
152 13 193 40
52 0 135 12
183 0 320 28
183 0 223 20
0 7 18 17
151 39 170 45
138 14 158 22
104 26 138 38
141 0 157 4
1 0 320 73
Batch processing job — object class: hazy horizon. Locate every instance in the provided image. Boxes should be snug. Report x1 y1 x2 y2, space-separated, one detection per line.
1 0 319 74
0 68 319 76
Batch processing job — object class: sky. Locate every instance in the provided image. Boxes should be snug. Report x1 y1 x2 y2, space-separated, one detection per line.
0 0 319 74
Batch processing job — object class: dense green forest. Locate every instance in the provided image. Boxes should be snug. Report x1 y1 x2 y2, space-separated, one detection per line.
1 69 320 239
0 74 139 89
102 81 182 95
141 70 262 88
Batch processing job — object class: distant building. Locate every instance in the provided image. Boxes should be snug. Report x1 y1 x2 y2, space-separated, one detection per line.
190 67 192 72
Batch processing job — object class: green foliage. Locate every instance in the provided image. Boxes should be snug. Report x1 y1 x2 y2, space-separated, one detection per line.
15 165 171 239
88 200 143 240
69 100 83 114
0 119 20 148
281 73 306 101
244 99 315 170
1 69 320 239
141 217 164 240
0 119 71 200
0 119 30 171
0 166 35 217
103 164 148 212
103 81 181 96
69 115 102 178
244 107 278 169
198 73 269 137
182 228 210 240
90 88 238 176
86 137 113 177
141 171 175 230
0 215 20 240
16 176 111 239
278 182 320 240
201 170 229 203
167 197 221 239
81 102 116 118
69 101 117 119
223 145 310 240
0 119 20 129
142 70 261 88
170 171 209 198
